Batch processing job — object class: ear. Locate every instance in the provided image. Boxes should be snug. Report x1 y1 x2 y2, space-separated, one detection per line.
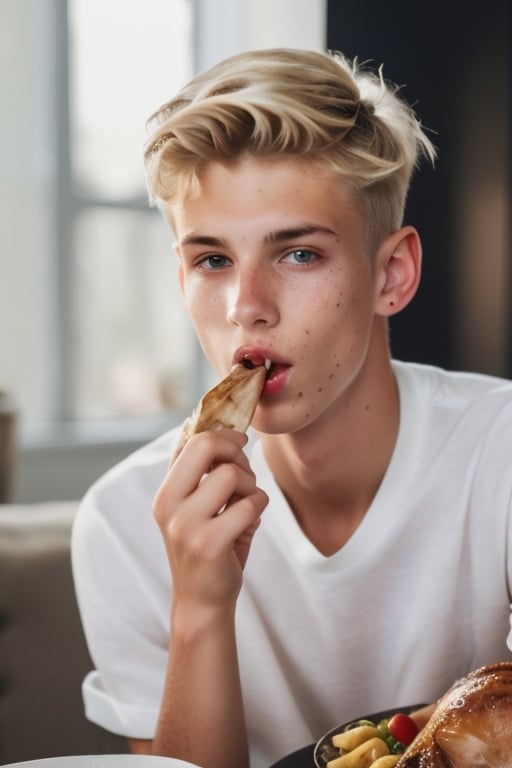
374 225 422 317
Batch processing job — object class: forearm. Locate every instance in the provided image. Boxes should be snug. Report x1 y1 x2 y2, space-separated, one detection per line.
153 602 248 768
150 430 267 768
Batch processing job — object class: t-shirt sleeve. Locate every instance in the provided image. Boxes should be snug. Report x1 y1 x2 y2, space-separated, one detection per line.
71 433 177 738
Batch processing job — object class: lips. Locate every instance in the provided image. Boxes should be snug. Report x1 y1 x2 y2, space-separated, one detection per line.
235 348 290 395
262 363 290 395
241 356 272 372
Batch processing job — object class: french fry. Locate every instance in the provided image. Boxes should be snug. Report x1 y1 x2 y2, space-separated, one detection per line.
327 737 389 768
331 725 379 751
369 757 399 768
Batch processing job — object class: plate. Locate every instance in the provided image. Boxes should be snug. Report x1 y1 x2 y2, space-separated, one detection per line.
1 756 202 768
314 704 426 768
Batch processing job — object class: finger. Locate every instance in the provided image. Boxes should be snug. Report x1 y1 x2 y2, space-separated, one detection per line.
154 454 259 534
171 427 250 472
168 488 267 571
195 488 268 561
218 489 268 563
169 429 252 497
182 461 261 521
234 516 263 569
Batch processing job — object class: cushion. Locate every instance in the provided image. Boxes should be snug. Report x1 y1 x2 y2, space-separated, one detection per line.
0 502 127 763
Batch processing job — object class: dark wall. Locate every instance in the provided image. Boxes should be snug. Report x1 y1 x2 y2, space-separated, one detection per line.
327 0 511 375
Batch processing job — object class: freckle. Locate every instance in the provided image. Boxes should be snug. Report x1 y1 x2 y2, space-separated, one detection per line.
329 374 333 379
336 303 340 308
318 388 323 392
305 329 310 334
298 391 303 397
365 404 370 411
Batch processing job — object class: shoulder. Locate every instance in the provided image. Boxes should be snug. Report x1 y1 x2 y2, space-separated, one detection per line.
393 360 512 420
94 426 180 497
392 361 512 485
73 425 182 542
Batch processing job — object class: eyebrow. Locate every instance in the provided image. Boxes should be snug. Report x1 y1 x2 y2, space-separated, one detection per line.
179 224 336 249
180 234 227 248
263 224 337 244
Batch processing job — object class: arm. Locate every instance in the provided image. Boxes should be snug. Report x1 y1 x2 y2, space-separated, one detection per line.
128 610 247 762
149 429 267 768
129 738 153 755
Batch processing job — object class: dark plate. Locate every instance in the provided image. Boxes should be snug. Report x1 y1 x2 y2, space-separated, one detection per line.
269 743 315 768
313 704 426 768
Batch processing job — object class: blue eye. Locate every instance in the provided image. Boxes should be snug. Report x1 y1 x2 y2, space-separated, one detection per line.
199 254 231 270
284 249 317 265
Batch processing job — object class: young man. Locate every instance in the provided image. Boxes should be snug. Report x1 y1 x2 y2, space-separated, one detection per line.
71 49 512 768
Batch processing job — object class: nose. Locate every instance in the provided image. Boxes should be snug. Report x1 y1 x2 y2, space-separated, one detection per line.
226 265 279 328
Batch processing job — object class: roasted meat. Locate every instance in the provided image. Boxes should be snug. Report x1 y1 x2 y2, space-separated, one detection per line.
396 662 512 768
173 362 266 460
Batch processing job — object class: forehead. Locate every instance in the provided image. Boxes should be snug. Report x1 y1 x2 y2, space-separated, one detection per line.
170 156 365 240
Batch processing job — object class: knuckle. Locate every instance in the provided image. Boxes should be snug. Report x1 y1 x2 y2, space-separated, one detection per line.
152 486 168 525
152 483 180 529
188 529 214 561
214 461 240 489
255 487 269 509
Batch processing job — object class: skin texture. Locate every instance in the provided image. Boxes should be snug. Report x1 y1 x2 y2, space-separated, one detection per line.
129 156 423 766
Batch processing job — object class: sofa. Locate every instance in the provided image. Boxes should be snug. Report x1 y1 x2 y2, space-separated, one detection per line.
0 502 127 765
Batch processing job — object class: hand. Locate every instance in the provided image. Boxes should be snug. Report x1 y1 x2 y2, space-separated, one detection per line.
153 429 268 611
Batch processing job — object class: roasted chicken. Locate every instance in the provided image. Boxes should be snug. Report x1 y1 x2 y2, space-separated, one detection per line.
397 662 512 768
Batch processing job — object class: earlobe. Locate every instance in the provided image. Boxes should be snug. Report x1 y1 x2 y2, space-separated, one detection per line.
374 226 422 317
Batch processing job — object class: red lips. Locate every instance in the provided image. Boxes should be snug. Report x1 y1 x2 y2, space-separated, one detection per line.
262 363 290 395
235 347 290 396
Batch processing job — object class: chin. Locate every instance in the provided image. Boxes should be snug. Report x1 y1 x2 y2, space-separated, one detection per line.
251 408 319 437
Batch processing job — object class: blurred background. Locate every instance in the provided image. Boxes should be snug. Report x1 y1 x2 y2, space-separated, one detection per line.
0 0 510 503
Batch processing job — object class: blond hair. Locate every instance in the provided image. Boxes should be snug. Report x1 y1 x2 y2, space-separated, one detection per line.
144 48 436 245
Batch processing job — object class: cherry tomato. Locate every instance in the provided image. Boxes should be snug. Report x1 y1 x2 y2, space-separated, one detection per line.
387 713 419 746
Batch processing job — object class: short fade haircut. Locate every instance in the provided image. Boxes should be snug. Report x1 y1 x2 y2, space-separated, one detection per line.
144 48 436 247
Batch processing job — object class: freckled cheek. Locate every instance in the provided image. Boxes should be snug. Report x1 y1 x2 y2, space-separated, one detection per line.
185 284 223 323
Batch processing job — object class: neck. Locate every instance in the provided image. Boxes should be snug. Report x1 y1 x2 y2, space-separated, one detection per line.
259 342 399 555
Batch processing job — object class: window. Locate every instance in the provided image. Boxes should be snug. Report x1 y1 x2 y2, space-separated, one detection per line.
0 0 325 502
62 0 327 432
65 0 198 424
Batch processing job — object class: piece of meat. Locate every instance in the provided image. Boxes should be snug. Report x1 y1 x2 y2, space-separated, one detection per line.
396 662 512 768
173 362 266 460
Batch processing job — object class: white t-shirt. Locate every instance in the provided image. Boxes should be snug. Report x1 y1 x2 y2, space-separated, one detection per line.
72 361 512 768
